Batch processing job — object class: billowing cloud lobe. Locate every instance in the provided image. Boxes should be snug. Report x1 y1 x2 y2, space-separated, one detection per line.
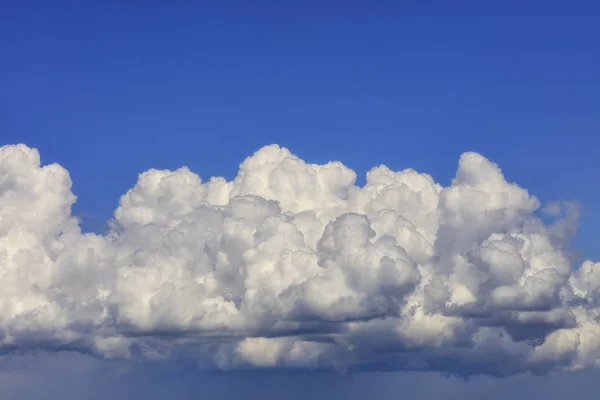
1 143 599 377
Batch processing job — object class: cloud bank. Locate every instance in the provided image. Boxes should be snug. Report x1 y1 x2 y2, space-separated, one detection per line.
1 143 599 377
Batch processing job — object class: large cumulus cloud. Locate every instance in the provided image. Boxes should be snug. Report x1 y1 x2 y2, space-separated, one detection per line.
1 143 599 377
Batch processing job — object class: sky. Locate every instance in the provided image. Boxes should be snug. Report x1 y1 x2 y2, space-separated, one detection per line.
2 1 600 399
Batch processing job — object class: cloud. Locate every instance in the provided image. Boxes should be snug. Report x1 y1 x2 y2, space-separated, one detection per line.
0 143 599 377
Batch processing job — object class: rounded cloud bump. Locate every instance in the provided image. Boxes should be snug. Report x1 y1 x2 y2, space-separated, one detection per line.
1 143 599 376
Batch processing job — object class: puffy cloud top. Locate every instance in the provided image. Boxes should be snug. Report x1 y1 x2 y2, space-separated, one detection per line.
1 143 599 376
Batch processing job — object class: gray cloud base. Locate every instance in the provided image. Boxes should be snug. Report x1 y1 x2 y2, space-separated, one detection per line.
1 143 599 377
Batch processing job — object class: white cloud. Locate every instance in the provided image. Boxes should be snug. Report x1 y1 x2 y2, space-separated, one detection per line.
1 143 599 376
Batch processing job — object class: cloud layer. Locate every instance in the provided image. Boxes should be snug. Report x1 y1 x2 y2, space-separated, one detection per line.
1 143 599 376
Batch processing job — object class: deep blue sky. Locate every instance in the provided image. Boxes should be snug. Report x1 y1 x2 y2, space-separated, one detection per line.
2 2 599 260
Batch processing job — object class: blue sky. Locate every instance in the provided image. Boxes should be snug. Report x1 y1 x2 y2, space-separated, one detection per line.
3 2 599 260
2 2 600 398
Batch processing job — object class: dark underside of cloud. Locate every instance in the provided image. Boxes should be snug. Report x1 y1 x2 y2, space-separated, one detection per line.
1 143 599 378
